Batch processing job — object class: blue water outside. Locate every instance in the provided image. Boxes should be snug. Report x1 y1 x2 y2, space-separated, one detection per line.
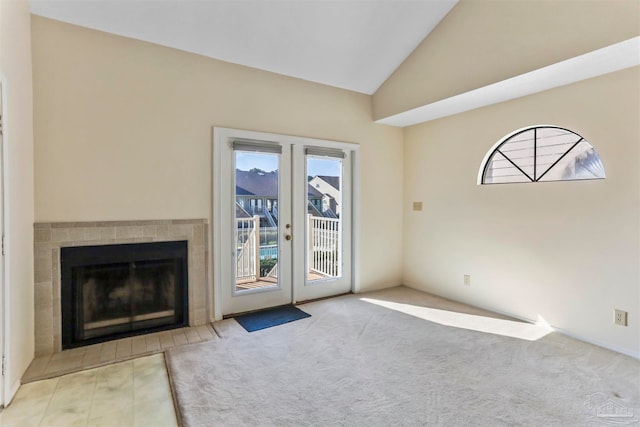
260 245 278 260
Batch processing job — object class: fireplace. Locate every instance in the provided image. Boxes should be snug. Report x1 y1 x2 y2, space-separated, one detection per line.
61 240 189 349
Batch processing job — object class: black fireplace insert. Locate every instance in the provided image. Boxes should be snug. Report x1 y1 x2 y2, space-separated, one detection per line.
61 241 188 349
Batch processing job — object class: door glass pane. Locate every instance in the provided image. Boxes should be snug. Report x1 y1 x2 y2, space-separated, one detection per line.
234 152 280 292
306 156 342 282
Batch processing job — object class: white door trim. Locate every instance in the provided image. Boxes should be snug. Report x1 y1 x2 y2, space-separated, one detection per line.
293 148 353 302
0 78 7 407
212 127 360 320
219 137 294 315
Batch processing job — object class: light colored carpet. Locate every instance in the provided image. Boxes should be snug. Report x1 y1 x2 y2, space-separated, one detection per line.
166 286 639 427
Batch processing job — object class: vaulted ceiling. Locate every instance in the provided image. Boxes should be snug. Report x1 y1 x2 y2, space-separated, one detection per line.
29 0 458 95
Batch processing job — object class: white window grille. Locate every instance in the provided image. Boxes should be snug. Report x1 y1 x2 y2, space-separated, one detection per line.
480 126 605 184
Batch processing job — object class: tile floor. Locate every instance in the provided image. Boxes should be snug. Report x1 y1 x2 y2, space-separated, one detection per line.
0 324 220 426
0 354 177 427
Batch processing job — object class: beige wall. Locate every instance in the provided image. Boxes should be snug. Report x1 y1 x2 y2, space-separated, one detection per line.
403 67 640 357
373 0 640 121
29 3 639 364
31 17 404 294
0 0 35 402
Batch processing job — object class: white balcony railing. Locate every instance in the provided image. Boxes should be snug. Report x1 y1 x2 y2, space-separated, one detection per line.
235 216 260 284
235 214 341 285
308 215 341 278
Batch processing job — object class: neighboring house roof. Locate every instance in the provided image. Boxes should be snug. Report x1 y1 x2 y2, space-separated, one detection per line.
315 175 340 190
235 202 251 218
307 185 323 198
307 201 323 217
236 170 278 197
236 170 322 199
235 186 254 196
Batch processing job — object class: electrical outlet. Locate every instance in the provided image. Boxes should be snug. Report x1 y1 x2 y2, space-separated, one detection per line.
614 309 628 326
463 275 471 286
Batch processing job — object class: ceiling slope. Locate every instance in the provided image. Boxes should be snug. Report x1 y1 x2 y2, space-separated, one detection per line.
29 0 458 95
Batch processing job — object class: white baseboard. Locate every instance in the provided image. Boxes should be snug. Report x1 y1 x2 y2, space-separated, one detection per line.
6 378 20 406
402 284 640 360
547 325 640 359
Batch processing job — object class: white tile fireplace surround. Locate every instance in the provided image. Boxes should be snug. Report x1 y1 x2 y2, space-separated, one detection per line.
34 219 209 356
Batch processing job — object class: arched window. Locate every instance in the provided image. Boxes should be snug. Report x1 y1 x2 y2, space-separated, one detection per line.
479 126 605 184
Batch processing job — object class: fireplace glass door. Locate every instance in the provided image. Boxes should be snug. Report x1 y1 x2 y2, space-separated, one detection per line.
78 259 178 339
61 241 188 349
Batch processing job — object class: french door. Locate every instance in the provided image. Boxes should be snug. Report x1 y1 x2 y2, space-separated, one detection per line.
213 128 355 316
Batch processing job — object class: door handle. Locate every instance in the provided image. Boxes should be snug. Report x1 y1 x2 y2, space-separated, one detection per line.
285 234 292 241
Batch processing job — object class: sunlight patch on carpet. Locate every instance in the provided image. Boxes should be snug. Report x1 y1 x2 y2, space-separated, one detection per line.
361 298 551 341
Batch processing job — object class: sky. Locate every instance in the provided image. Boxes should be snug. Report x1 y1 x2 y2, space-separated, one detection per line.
236 152 341 177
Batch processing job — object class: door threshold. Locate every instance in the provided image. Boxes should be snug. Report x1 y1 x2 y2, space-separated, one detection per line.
296 291 353 305
223 303 295 319
222 292 353 319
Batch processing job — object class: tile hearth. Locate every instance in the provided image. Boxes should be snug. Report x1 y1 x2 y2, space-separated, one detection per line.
23 324 217 383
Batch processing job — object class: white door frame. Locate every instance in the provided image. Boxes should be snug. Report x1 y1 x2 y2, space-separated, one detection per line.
217 136 294 315
212 127 360 320
293 146 353 302
0 79 7 408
